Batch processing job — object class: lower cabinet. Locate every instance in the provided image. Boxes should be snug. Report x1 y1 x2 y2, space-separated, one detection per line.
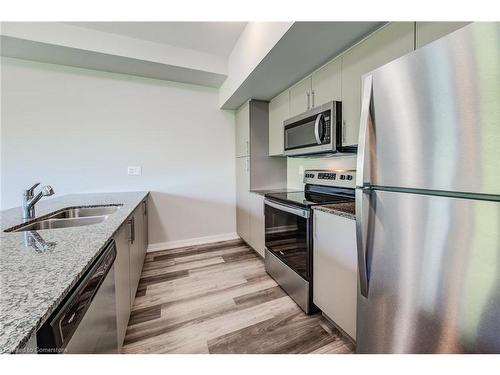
249 193 265 258
313 210 357 340
236 186 266 258
114 198 149 350
129 209 145 305
236 157 251 244
113 224 131 349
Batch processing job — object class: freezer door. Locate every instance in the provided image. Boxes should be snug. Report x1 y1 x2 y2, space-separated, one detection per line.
356 189 500 353
356 22 500 196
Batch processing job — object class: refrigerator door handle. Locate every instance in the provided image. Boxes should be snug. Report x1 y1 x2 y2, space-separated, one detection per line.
356 187 370 298
356 74 373 189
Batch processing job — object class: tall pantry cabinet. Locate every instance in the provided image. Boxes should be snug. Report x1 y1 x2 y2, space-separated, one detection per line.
235 100 287 257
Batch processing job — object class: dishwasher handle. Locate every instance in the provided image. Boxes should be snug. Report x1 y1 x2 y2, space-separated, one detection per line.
37 240 116 352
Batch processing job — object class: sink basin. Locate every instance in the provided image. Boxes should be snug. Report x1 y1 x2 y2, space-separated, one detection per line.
49 205 121 219
12 216 108 232
4 204 122 233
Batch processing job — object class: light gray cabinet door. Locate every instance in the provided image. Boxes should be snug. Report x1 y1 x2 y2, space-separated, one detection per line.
141 199 148 256
113 224 131 349
341 22 414 146
249 192 265 258
313 210 357 340
289 75 312 117
128 211 141 306
135 205 145 271
268 90 289 156
311 57 341 107
415 22 470 48
235 102 250 157
236 156 251 244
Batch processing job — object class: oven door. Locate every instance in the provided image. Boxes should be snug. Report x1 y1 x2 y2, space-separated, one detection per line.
264 199 311 280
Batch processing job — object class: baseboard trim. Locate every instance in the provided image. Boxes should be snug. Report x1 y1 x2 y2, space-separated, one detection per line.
147 232 240 252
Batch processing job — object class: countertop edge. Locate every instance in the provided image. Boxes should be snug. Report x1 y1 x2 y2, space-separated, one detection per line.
312 204 355 220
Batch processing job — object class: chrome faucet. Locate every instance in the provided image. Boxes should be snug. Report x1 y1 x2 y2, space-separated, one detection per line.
22 183 55 220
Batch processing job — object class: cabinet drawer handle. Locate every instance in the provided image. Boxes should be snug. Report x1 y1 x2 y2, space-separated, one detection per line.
342 120 346 144
128 217 135 244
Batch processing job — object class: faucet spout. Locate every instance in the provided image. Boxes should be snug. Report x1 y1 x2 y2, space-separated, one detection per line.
22 184 55 220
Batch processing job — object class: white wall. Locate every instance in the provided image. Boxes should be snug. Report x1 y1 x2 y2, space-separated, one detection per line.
1 57 236 247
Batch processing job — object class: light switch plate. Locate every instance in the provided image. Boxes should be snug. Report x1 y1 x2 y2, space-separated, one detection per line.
127 166 142 176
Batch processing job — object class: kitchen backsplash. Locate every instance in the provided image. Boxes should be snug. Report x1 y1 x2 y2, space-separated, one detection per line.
286 155 357 190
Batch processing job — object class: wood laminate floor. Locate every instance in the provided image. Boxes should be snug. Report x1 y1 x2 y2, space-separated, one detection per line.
122 239 355 354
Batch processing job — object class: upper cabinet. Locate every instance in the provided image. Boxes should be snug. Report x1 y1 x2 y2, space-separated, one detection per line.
311 57 342 107
415 22 471 48
235 102 250 157
268 90 289 156
341 22 414 146
289 75 313 117
267 22 470 151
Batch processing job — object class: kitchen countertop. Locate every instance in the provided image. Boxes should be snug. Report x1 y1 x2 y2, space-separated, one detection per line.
250 188 301 196
313 202 356 220
0 191 149 353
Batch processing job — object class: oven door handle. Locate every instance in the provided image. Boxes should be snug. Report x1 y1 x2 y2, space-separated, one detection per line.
264 199 310 218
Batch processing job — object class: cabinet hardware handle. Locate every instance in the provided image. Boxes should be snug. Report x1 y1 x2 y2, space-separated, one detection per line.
306 92 310 110
246 140 249 155
311 90 315 108
143 201 147 216
128 217 135 244
342 120 346 144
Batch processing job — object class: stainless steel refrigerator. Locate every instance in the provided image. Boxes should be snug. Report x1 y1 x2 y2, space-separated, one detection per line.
355 22 500 353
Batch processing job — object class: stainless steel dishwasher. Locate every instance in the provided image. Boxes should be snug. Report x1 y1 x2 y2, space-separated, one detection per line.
37 240 118 353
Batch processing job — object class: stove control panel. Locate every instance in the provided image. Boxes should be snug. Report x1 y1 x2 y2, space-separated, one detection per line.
303 169 356 188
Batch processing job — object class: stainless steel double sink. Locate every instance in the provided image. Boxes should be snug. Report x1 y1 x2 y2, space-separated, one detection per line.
8 205 122 232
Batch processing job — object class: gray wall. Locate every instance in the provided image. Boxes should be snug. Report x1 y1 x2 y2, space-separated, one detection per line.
1 57 237 247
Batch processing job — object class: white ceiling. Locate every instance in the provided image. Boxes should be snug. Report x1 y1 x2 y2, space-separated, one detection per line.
65 22 247 57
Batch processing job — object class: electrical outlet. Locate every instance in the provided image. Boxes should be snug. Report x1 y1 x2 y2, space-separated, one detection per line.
127 166 142 176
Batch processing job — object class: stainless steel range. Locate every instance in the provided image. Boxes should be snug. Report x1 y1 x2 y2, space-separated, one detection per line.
264 169 356 313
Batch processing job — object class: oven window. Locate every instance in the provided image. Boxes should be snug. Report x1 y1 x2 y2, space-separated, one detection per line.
285 118 318 150
265 203 309 280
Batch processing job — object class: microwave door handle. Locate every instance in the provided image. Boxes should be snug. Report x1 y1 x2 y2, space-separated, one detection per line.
314 113 323 144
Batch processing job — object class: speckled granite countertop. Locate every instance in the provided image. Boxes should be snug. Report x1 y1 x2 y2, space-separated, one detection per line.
313 202 356 220
0 191 149 353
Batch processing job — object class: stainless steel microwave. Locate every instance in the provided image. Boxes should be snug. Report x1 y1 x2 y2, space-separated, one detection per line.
283 101 341 156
